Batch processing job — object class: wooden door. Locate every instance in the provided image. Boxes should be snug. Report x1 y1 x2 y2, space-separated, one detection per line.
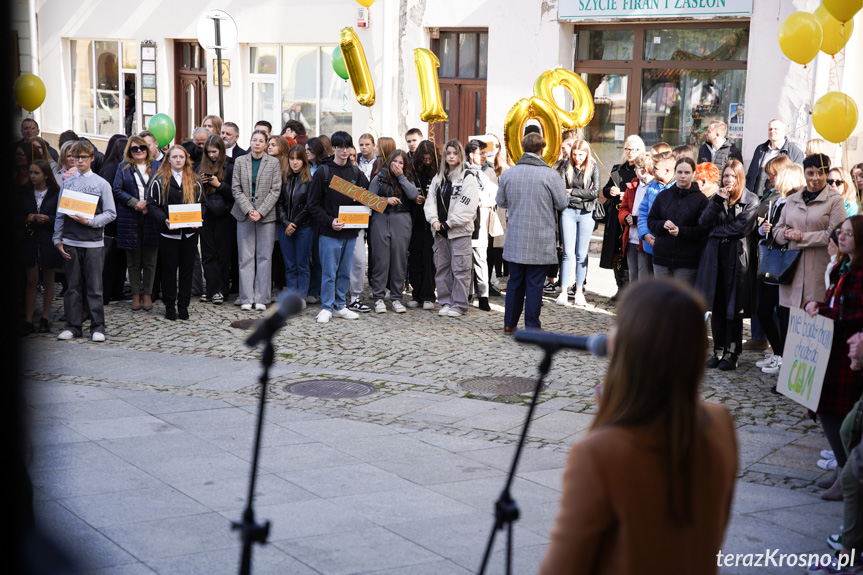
174 41 207 144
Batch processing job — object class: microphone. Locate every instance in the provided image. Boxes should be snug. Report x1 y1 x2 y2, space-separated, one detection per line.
245 291 305 347
513 330 608 356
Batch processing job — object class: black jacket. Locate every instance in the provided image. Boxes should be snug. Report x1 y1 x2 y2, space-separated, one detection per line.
197 162 234 218
745 139 805 197
146 174 205 238
695 190 759 319
647 184 709 269
697 140 743 170
19 184 63 269
599 162 637 269
307 156 370 239
277 171 312 229
562 162 600 211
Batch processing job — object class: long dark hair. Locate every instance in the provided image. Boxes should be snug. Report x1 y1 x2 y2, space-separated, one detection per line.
592 278 707 526
305 137 326 167
378 150 416 198
288 145 311 184
29 159 60 194
838 215 863 270
199 135 226 181
412 140 439 180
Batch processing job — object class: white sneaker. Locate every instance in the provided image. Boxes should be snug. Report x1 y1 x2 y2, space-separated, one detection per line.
374 299 387 313
438 305 451 316
300 299 307 310
444 307 463 317
756 353 776 368
392 301 407 313
316 309 332 323
762 355 782 375
57 329 74 340
822 449 836 460
254 303 267 312
573 291 588 306
818 458 838 470
91 332 105 342
306 295 320 304
332 307 359 320
406 300 420 308
423 301 435 310
555 292 569 306
240 303 252 311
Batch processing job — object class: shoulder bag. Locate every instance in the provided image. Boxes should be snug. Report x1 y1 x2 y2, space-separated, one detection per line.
757 235 801 285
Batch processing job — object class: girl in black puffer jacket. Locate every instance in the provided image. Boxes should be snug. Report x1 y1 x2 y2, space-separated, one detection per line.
276 144 314 299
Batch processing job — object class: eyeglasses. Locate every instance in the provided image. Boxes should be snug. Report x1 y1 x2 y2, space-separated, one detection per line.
624 147 639 152
826 179 844 186
129 146 147 154
72 155 93 160
838 230 855 238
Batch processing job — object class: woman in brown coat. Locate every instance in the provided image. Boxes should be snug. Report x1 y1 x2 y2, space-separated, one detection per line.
772 154 846 309
540 279 737 575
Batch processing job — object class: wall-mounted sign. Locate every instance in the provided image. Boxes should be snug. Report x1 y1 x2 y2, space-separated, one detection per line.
140 41 157 125
558 0 753 20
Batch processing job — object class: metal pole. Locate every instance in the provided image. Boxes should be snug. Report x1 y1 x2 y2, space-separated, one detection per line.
213 17 225 120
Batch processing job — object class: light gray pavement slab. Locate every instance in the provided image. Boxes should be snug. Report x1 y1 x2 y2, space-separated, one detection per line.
22 255 844 573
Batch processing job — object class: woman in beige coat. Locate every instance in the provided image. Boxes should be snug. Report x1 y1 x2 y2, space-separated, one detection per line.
772 154 846 309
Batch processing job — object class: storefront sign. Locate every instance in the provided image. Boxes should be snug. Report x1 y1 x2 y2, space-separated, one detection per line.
776 307 834 411
559 0 752 20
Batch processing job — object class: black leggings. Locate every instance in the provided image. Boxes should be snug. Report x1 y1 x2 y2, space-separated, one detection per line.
756 280 789 356
822 412 849 468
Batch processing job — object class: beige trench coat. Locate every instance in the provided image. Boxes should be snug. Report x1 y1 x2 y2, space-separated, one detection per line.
772 188 846 308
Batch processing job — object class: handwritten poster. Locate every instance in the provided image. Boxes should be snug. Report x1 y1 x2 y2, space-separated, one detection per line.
776 307 834 411
329 175 387 213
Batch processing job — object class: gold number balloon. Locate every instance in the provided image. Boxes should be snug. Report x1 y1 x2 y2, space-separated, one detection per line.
340 27 375 107
503 97 562 166
414 49 448 123
533 68 594 129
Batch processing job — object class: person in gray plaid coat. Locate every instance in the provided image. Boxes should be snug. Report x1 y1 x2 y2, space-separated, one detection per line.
496 133 568 333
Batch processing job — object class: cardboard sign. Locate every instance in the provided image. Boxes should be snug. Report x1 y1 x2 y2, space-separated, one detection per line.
776 307 834 411
338 206 371 228
329 175 387 213
58 190 98 218
168 203 202 229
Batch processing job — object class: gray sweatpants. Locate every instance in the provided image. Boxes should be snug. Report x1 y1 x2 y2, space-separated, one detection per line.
350 229 366 299
369 211 412 301
434 234 472 313
237 219 275 305
63 245 105 336
471 245 489 298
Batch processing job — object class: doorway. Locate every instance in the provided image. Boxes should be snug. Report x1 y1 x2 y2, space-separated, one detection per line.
174 40 207 144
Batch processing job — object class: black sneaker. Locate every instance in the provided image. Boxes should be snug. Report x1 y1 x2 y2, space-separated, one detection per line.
212 292 224 305
542 280 557 294
348 299 371 313
567 284 576 297
38 318 51 333
489 286 503 297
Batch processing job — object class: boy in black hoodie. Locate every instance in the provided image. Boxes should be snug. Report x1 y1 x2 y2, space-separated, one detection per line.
307 131 371 323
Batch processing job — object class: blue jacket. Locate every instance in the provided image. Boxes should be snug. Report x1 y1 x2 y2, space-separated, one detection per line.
637 179 675 255
113 161 162 250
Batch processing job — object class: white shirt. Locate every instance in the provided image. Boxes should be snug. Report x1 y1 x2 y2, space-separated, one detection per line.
708 138 725 161
172 170 183 187
34 188 47 211
135 164 148 200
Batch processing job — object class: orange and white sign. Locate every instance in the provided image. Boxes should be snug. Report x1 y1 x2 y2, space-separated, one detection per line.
338 206 371 228
168 203 203 229
57 190 98 218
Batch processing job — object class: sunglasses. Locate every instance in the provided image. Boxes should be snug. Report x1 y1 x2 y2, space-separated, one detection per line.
826 179 844 186
130 145 147 153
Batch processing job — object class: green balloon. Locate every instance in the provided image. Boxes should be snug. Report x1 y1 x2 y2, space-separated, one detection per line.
148 113 176 148
332 47 349 80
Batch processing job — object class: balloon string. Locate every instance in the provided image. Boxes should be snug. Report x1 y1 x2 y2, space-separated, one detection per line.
342 80 348 113
367 108 377 141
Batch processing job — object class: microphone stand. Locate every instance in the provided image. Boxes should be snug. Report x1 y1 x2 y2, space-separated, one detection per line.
478 347 557 575
232 339 274 575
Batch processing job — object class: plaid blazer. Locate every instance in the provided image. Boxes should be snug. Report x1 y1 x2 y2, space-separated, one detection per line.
495 153 567 265
231 153 282 223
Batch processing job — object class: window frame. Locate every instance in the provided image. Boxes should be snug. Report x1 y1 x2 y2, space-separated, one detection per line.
431 28 488 81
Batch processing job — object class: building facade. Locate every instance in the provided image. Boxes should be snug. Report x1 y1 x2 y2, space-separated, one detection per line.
15 0 862 171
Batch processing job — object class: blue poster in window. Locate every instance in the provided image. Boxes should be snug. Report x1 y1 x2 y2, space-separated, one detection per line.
729 102 744 139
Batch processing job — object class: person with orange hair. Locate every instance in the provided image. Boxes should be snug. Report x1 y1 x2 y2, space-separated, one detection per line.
695 162 720 198
696 159 759 370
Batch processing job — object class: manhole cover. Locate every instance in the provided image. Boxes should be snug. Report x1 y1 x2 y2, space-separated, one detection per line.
459 377 544 395
285 379 376 399
230 319 256 330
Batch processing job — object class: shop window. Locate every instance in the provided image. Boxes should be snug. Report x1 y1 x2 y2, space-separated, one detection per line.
248 45 351 137
71 39 137 137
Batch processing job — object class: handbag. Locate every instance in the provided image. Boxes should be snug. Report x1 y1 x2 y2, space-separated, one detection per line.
757 237 801 285
592 200 607 223
488 207 504 237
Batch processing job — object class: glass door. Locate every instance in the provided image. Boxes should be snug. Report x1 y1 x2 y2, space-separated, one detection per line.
581 71 631 180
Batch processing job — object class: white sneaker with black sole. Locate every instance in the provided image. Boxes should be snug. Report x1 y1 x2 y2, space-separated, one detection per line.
348 299 371 313
212 292 224 305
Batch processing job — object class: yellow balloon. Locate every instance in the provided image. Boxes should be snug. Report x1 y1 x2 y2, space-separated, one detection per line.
340 27 375 107
14 73 46 112
778 12 823 65
533 68 595 130
503 97 562 167
823 0 863 23
414 49 447 123
815 5 854 56
356 0 375 6
812 91 859 144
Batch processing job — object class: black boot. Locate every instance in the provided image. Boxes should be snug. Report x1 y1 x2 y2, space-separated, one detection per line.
718 353 739 371
178 306 189 321
165 304 177 321
478 297 491 311
706 350 723 368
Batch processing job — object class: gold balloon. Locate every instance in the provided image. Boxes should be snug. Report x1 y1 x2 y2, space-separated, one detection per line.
815 5 855 56
356 0 375 6
503 97 562 166
14 73 46 112
778 12 823 66
340 27 375 107
823 0 863 23
414 49 448 123
812 91 858 144
533 68 594 129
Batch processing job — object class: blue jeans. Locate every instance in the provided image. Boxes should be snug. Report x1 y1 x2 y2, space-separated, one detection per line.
277 224 313 297
560 207 594 290
319 234 357 312
504 262 547 329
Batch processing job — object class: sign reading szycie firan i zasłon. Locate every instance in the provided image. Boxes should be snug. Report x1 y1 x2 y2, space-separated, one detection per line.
558 0 752 19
